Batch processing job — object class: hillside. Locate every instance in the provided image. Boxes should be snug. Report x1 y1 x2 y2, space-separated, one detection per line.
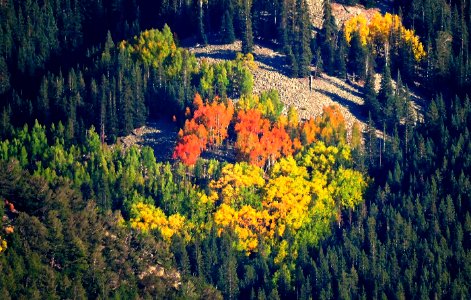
190 41 366 137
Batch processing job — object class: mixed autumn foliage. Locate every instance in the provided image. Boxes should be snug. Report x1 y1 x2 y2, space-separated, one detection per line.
1 0 471 298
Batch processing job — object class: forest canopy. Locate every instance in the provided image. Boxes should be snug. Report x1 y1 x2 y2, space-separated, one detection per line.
0 0 471 298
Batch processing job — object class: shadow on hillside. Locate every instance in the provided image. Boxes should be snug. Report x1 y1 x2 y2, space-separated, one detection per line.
317 89 368 123
194 49 238 62
200 144 237 164
255 52 290 76
193 46 291 77
139 120 179 162
322 76 365 99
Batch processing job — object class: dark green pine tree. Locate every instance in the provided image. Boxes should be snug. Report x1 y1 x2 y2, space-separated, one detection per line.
0 56 10 95
241 0 254 54
278 0 291 51
335 28 347 79
319 0 338 75
0 105 12 138
217 232 239 300
197 0 208 45
347 30 367 80
36 77 50 124
313 47 323 77
132 64 146 128
365 111 378 167
392 71 407 124
296 0 313 77
378 63 394 125
364 66 380 117
221 9 236 44
287 46 299 78
101 31 115 72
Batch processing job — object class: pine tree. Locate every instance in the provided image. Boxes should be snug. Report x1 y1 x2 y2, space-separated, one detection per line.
314 48 323 77
319 0 337 75
241 0 254 54
296 0 312 77
221 9 236 44
364 66 379 117
335 29 347 79
36 77 50 124
347 30 367 80
287 46 299 77
365 112 377 167
197 0 207 45
217 232 239 300
0 56 10 94
378 63 393 124
0 105 12 138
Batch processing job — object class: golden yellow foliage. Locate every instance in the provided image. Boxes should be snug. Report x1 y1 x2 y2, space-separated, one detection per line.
210 144 367 257
130 202 189 241
0 237 6 253
344 14 369 45
344 12 426 61
210 162 265 206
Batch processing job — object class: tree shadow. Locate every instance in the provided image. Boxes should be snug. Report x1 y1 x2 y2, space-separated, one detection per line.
192 44 291 77
321 76 365 99
316 89 368 123
200 145 237 164
139 120 179 162
254 52 290 76
194 49 238 62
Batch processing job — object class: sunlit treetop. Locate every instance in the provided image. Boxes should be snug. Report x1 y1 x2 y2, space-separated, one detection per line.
344 12 426 61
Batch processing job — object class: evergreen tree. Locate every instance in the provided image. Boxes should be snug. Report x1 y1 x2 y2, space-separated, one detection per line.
197 0 208 45
241 0 254 54
347 30 367 80
335 29 347 79
319 0 338 75
217 233 239 300
364 66 380 117
365 111 378 167
0 56 10 94
287 46 299 77
314 48 323 78
296 0 313 77
221 9 236 44
378 63 394 124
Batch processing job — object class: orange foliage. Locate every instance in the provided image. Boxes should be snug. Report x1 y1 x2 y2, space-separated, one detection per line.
173 134 202 166
234 109 292 168
173 94 234 165
193 96 234 147
318 105 347 144
4 226 14 234
299 105 346 146
193 93 204 109
301 118 321 145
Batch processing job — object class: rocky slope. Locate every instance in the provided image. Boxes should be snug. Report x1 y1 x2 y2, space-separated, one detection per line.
190 41 367 137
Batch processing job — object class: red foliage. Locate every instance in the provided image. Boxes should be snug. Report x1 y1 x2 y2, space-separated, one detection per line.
235 109 293 168
173 94 234 165
172 134 202 166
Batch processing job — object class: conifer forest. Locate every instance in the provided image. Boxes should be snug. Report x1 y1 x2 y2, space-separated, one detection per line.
0 0 471 298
